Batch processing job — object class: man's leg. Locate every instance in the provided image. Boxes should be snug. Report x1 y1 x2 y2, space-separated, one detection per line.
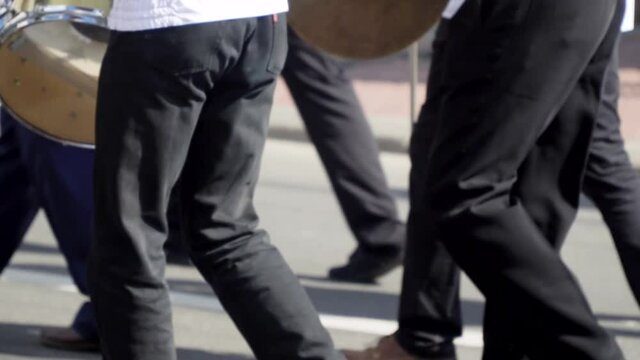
178 18 341 360
394 209 460 358
15 125 99 347
416 0 624 358
343 201 461 359
582 45 640 306
90 18 341 360
89 24 225 360
0 110 38 272
281 29 405 282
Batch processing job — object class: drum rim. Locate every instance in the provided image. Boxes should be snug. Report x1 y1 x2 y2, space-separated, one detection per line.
0 5 107 148
0 101 96 148
0 2 12 27
0 5 106 43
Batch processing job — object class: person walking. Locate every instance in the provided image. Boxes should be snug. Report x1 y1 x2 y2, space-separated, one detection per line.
345 0 626 358
88 1 343 359
281 28 406 283
0 109 98 351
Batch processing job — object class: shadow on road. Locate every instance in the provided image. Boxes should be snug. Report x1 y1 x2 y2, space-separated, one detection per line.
9 262 640 341
10 263 70 277
0 322 96 359
595 312 640 339
0 322 253 359
16 243 61 256
597 313 640 323
8 261 486 327
167 274 485 327
176 349 253 360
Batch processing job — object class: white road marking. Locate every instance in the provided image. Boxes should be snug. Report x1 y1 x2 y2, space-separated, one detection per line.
2 268 486 347
0 207 611 351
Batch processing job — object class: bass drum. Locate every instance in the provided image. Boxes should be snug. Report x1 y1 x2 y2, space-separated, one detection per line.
0 0 110 147
288 0 447 59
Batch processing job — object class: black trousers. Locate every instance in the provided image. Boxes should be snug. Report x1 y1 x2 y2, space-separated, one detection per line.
583 46 640 307
280 29 405 256
165 28 405 259
89 17 342 360
399 1 625 359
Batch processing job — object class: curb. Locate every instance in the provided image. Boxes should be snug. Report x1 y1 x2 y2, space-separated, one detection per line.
269 105 640 170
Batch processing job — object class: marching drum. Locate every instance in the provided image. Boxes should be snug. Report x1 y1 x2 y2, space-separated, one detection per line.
0 0 110 147
288 0 447 59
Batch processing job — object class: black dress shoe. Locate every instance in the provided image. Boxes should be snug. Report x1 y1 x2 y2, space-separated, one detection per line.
40 326 99 352
328 248 403 284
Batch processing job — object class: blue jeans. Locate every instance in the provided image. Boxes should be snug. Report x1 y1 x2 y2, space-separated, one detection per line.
0 109 97 339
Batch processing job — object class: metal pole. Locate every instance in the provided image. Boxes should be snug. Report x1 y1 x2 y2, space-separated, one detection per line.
409 42 419 125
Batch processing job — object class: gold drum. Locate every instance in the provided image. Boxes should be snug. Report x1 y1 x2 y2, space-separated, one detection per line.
288 0 448 59
0 0 110 147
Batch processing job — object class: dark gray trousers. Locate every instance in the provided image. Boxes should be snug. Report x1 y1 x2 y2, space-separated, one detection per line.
583 46 640 307
399 0 625 359
165 28 405 260
281 29 405 256
89 17 342 360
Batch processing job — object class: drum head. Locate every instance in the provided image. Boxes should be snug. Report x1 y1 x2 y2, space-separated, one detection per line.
0 10 107 147
288 0 448 59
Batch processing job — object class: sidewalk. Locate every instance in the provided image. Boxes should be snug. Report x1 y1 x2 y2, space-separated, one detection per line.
270 29 640 165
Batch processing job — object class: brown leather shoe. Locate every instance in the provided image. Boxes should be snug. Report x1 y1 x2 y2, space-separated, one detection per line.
40 326 99 352
342 335 456 360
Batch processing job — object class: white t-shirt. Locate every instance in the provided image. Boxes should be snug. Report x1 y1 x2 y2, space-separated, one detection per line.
108 0 289 31
442 0 634 31
622 0 635 32
442 0 466 19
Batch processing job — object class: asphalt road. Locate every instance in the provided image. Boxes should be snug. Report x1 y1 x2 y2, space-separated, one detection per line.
0 139 639 359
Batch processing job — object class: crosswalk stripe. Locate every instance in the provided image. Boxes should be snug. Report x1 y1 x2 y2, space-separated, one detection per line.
2 267 485 347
